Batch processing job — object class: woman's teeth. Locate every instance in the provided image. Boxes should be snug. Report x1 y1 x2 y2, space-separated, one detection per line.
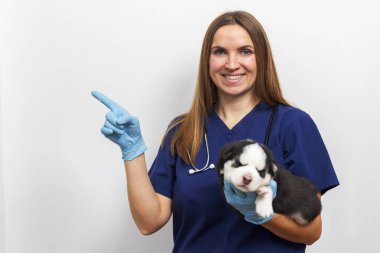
224 74 244 80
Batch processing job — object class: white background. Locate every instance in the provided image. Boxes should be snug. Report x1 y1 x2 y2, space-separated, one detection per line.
1 0 380 252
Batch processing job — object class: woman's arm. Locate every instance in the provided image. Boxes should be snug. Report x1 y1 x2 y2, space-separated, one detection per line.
91 91 172 235
261 193 322 245
124 154 172 235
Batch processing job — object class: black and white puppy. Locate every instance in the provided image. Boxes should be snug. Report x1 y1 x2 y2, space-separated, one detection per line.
217 139 322 225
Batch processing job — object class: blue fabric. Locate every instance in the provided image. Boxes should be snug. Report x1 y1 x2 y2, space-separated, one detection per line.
148 102 339 253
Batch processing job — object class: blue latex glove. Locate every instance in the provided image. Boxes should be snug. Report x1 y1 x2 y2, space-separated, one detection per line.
92 91 147 160
223 179 277 225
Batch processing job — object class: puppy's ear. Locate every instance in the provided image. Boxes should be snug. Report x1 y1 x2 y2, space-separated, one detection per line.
217 142 236 161
272 163 278 173
258 143 278 176
258 143 276 163
216 141 239 175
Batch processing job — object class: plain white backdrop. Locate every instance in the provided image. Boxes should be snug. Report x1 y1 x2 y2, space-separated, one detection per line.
1 0 380 252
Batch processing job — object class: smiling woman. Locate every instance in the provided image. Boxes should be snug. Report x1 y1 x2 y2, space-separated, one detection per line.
168 10 291 164
209 25 258 101
92 10 339 253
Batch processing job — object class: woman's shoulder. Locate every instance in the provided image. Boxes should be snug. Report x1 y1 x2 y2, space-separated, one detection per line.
275 104 315 131
167 114 186 133
277 103 310 120
161 114 186 142
169 114 185 126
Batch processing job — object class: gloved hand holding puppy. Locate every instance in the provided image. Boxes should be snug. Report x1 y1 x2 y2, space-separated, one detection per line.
218 140 321 226
224 179 277 225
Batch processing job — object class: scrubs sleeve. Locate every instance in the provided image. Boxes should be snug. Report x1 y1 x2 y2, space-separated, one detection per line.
148 126 177 199
281 113 339 195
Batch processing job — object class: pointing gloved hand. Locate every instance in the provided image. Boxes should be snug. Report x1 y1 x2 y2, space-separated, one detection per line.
223 179 277 225
91 91 147 160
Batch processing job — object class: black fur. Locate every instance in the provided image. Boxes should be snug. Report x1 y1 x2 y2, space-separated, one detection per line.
217 140 322 224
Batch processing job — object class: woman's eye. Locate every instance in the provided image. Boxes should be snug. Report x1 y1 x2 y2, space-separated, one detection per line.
212 48 226 55
241 49 254 55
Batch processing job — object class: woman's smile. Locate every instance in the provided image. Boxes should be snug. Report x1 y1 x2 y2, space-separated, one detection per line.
222 74 246 84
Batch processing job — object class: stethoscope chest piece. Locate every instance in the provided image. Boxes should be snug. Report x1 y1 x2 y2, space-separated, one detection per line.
188 163 215 175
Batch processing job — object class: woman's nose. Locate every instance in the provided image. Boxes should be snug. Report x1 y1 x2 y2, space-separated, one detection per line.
225 54 239 70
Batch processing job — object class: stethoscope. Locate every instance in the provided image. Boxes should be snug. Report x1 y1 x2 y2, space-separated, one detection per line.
187 106 278 175
187 133 215 174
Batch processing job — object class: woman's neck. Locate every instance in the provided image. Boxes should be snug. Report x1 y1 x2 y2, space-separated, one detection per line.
215 92 260 125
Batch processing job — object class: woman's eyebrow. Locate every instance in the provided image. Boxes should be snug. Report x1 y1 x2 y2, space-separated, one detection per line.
239 45 254 49
210 45 254 50
210 45 224 50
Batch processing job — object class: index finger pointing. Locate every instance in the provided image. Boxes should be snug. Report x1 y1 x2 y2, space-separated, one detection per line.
91 90 121 112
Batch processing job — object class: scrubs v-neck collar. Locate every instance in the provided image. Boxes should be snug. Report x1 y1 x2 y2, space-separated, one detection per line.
207 101 265 141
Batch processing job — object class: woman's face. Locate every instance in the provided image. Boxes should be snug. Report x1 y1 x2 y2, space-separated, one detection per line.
209 25 257 100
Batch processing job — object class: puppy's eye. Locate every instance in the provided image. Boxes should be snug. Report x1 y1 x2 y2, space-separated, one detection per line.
258 169 266 178
232 160 244 168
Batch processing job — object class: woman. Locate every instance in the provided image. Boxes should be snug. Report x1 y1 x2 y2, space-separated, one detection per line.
92 10 339 253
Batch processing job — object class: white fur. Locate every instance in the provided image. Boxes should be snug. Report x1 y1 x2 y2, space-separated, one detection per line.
239 144 266 170
255 185 274 218
291 212 308 225
224 143 271 192
272 164 278 173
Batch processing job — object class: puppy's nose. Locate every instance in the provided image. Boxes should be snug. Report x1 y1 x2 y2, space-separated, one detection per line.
243 174 252 185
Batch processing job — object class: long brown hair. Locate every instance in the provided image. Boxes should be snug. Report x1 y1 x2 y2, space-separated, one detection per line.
162 10 290 164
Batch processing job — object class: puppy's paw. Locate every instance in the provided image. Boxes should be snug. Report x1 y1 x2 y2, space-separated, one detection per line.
255 185 271 196
255 187 266 196
256 203 274 218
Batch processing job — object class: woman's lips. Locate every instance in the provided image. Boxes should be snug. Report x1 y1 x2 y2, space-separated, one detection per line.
222 74 245 84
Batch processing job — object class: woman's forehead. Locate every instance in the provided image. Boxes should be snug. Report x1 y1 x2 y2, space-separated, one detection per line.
211 25 254 47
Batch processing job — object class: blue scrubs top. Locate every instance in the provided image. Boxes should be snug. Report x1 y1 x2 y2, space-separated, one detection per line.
148 102 339 253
